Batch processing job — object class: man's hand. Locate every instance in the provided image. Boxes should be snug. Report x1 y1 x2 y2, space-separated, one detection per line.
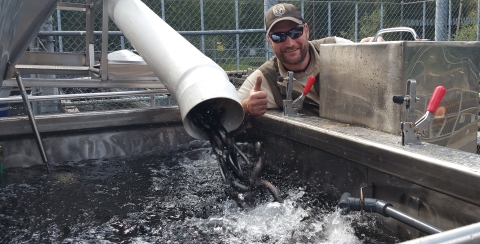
360 36 385 42
242 76 268 116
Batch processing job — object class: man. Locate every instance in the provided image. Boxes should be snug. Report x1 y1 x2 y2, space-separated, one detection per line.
237 3 357 117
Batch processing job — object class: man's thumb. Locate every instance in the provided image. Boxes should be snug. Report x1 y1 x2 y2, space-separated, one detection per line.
253 76 262 92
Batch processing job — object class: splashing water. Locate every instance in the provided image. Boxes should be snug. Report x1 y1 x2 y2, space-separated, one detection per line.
190 103 283 202
188 189 367 244
0 140 401 243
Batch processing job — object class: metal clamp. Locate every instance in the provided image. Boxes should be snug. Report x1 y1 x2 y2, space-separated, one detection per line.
279 71 316 116
393 79 446 145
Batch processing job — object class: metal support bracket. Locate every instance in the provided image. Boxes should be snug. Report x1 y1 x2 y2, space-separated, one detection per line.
393 79 446 146
280 73 317 116
281 71 297 116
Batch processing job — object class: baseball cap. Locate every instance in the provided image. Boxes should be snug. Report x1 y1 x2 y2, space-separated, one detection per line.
265 3 304 34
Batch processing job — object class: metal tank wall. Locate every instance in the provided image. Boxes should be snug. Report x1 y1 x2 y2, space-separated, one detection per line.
319 41 480 153
0 0 60 82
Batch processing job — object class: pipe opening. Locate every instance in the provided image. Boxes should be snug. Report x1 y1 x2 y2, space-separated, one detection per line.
184 97 243 140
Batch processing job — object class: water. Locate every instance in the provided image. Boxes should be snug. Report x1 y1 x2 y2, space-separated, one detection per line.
0 140 402 243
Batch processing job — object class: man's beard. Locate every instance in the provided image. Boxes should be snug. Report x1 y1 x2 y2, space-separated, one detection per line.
276 43 309 66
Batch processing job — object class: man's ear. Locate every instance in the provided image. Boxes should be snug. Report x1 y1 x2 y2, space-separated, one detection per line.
267 34 274 47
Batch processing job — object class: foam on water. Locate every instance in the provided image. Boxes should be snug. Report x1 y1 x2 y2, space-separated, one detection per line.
187 189 364 244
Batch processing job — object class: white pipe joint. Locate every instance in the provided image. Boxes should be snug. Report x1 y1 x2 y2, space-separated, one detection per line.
107 0 244 140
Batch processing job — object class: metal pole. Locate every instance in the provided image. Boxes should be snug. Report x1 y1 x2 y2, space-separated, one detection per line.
401 1 404 40
264 0 277 61
56 9 63 52
36 15 58 115
448 0 451 41
101 0 109 80
15 71 50 173
478 0 480 41
301 1 304 18
384 206 443 235
354 2 358 42
455 0 463 39
235 0 240 70
86 0 95 74
328 1 331 37
380 3 383 30
38 29 266 36
150 95 156 107
0 89 169 103
423 1 426 39
161 0 165 19
435 0 448 41
200 0 205 54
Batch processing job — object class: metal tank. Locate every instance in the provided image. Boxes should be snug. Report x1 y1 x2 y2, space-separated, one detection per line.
0 0 61 82
0 0 479 243
319 40 480 153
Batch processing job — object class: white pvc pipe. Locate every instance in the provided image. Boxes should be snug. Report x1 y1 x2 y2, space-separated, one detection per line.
107 0 243 140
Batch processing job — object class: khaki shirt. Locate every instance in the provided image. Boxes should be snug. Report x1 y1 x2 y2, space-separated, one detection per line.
237 36 352 109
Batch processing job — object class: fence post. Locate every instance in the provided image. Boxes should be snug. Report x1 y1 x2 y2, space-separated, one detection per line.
301 0 304 17
56 9 63 52
401 1 404 40
380 3 383 30
355 2 358 42
455 0 463 39
161 0 165 19
328 1 331 36
423 1 426 39
264 0 277 61
235 0 240 70
448 0 452 41
478 0 480 41
435 0 448 41
200 0 205 54
35 15 58 115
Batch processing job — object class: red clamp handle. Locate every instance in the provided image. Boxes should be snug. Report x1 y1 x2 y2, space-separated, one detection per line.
303 76 316 95
426 86 446 113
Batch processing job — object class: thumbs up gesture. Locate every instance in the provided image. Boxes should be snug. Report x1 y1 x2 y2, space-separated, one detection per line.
242 76 268 116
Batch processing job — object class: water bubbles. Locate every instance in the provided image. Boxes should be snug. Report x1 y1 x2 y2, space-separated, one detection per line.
184 192 363 244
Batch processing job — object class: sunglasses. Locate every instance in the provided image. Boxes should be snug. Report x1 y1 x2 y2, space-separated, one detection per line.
269 25 304 43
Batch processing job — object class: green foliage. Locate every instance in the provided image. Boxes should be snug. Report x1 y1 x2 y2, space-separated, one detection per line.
454 7 478 41
359 8 382 38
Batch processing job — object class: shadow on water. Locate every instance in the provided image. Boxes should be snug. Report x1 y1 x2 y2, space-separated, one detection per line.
0 140 403 243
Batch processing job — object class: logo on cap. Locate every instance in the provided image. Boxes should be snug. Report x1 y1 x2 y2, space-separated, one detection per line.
272 5 286 16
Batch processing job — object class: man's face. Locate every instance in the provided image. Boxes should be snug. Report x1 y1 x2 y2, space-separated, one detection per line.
268 20 310 66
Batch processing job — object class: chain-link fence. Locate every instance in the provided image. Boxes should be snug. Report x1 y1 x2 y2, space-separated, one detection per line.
7 0 480 117
50 0 480 66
